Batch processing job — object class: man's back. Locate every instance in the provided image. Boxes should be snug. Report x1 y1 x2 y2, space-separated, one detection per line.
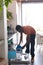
22 26 36 35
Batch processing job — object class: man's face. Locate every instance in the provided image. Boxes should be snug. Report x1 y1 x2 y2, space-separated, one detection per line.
17 28 23 33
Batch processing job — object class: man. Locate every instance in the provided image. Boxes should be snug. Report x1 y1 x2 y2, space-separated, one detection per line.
16 25 36 62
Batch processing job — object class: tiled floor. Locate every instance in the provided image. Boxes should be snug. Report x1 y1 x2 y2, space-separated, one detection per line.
9 45 43 65
9 35 43 65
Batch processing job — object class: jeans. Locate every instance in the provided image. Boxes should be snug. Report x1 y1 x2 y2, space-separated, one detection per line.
25 34 36 57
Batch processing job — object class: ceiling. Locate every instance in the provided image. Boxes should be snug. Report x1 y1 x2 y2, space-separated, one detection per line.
17 0 43 2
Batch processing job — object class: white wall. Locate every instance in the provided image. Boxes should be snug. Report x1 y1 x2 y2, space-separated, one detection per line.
0 11 4 39
16 2 22 44
0 1 8 65
0 1 4 57
16 2 22 25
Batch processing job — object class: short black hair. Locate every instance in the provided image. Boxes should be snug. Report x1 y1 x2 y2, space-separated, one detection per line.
16 25 23 32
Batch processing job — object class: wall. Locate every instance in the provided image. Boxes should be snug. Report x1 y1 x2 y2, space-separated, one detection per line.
16 2 22 25
0 1 8 65
7 0 17 32
0 2 4 57
0 10 4 39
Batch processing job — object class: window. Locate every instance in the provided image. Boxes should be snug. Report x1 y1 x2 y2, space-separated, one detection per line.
22 3 43 32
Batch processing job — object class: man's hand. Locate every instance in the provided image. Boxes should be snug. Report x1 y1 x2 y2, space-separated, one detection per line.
22 43 26 49
16 45 22 51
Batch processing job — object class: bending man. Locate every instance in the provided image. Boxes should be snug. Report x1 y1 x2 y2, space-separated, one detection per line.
16 25 36 62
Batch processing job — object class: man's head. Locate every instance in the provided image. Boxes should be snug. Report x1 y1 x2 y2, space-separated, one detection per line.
16 25 23 33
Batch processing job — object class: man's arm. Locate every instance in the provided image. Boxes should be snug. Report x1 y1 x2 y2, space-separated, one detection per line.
22 43 26 49
19 33 23 45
